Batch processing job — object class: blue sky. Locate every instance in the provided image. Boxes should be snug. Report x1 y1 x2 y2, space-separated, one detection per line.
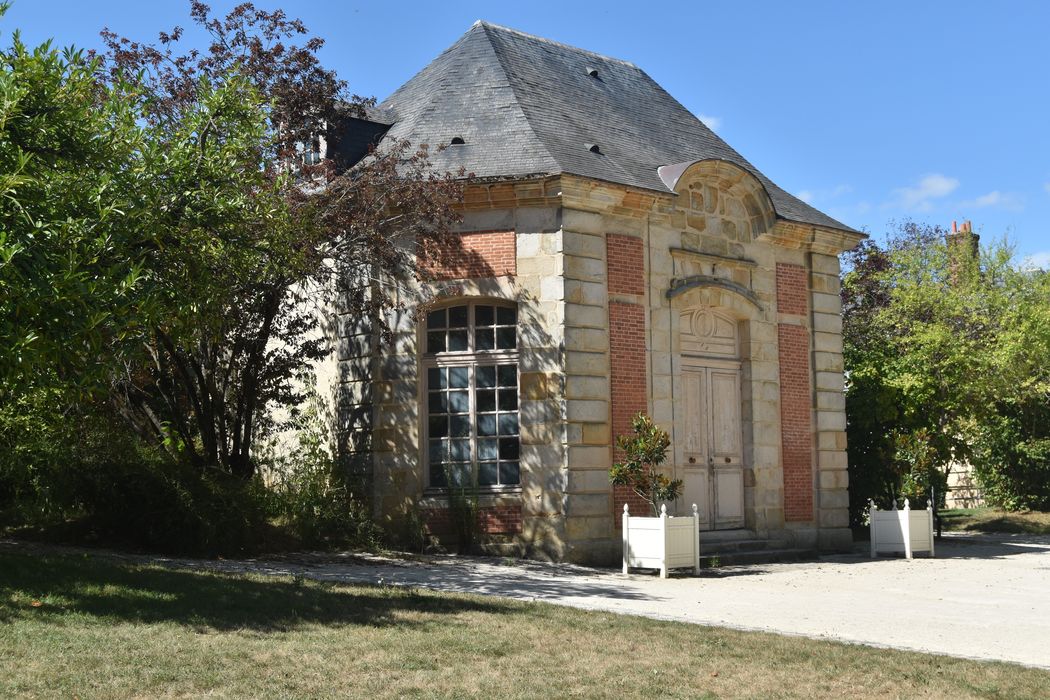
6 1 1049 264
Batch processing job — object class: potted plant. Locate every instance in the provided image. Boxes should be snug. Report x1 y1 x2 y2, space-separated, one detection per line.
610 413 699 577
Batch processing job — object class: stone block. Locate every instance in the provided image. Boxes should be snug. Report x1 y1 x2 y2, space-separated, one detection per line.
565 302 607 328
565 350 607 376
581 422 611 445
812 292 841 314
568 445 612 469
815 371 844 392
565 493 612 516
565 375 609 400
814 351 844 373
819 489 850 509
816 390 846 411
818 506 850 529
811 253 840 275
568 469 613 493
813 312 843 334
566 399 609 423
564 254 607 282
565 327 609 353
816 411 847 432
813 331 843 354
818 450 848 469
565 279 607 306
565 515 613 541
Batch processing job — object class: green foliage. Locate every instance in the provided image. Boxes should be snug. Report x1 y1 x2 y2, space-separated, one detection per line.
843 222 1050 522
610 413 682 516
0 15 157 392
262 379 380 549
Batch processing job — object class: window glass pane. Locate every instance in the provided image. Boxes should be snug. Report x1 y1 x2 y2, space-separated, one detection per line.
448 330 468 351
430 464 447 487
498 365 516 387
477 439 498 461
449 415 470 437
497 306 517 325
476 328 495 351
498 413 518 436
496 327 516 350
427 331 445 354
498 388 517 411
449 366 469 388
478 462 498 486
477 414 497 436
476 366 496 388
428 392 447 413
475 305 494 326
448 305 468 327
427 309 446 329
428 416 448 438
499 438 520 460
449 439 471 461
476 389 496 413
428 367 445 389
499 462 520 485
428 440 446 463
448 390 470 413
447 464 470 488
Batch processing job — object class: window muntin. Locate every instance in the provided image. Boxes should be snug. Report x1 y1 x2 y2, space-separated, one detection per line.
424 302 519 489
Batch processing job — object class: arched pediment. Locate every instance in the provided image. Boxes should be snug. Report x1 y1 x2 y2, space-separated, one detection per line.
658 159 777 240
667 275 762 312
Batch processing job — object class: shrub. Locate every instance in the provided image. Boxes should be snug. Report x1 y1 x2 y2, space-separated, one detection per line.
609 413 682 516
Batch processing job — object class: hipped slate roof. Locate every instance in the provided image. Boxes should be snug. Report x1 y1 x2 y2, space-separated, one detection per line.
376 21 855 234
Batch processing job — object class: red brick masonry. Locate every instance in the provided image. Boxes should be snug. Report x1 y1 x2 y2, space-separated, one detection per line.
424 504 523 535
776 262 814 522
422 230 516 280
606 234 645 296
775 263 808 316
609 301 650 520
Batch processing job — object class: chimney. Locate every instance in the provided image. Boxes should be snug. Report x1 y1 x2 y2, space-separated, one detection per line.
946 219 980 259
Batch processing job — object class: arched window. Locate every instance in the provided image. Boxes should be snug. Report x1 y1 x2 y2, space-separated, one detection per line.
423 301 520 490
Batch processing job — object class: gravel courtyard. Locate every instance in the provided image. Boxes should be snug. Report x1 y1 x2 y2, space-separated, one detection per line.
6 532 1049 669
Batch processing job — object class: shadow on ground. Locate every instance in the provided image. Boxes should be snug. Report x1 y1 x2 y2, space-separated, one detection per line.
0 549 517 632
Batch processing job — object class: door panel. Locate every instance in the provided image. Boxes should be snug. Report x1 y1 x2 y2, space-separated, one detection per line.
679 364 745 530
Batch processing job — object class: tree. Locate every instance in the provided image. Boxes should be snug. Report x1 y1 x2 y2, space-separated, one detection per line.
0 4 158 393
842 221 1050 520
609 413 682 516
99 2 463 478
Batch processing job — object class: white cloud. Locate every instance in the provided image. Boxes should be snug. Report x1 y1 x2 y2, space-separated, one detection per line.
698 114 722 131
1021 251 1050 270
887 173 959 211
959 190 1024 212
795 184 850 204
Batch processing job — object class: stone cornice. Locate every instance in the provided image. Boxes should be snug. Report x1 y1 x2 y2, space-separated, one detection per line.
669 247 757 269
758 220 867 256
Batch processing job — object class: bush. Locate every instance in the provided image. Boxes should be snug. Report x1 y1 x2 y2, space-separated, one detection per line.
973 410 1050 511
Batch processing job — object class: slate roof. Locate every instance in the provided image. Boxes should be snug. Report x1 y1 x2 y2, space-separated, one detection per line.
377 21 855 233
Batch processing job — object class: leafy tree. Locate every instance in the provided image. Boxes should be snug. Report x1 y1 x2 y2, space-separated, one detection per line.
99 2 463 478
0 4 157 393
842 222 1050 520
610 413 682 516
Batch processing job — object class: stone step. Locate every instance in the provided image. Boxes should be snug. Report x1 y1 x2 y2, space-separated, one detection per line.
700 548 816 567
699 536 794 555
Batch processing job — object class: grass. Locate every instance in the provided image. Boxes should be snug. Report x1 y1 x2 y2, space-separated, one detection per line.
939 507 1050 535
1 550 1048 699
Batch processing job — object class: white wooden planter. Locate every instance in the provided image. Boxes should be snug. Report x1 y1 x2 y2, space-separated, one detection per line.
622 503 700 578
869 498 935 559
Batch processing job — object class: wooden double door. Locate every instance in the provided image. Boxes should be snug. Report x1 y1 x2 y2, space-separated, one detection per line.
678 361 745 530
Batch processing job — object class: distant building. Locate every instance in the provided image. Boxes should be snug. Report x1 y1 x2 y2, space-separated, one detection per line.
329 22 864 563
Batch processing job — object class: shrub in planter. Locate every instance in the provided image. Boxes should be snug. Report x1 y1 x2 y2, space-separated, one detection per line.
609 413 682 515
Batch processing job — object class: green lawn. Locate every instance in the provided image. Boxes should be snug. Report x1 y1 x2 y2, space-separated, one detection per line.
940 508 1050 535
1 550 1047 699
